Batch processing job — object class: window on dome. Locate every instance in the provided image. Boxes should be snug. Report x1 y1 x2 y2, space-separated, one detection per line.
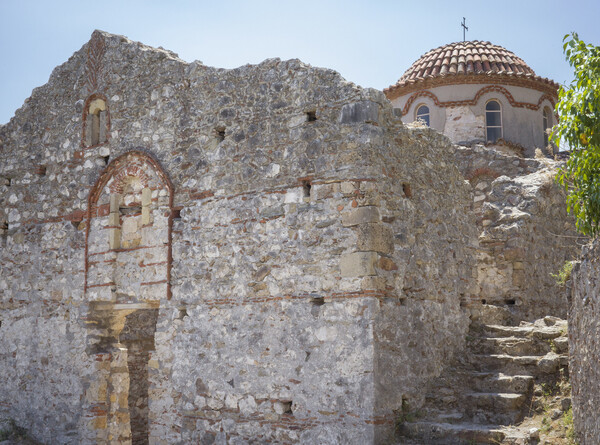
415 104 430 126
485 100 502 143
543 107 552 147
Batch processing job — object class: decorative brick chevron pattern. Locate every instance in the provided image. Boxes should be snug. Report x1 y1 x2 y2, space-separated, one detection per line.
86 31 106 93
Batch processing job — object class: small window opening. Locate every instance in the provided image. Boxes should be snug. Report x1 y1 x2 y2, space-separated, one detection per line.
402 183 412 199
1 222 8 245
172 208 182 220
481 299 487 305
505 299 516 306
302 180 312 198
119 205 142 216
306 111 317 122
415 105 430 126
36 166 47 176
485 100 502 143
85 97 108 147
311 296 325 306
215 127 226 143
281 401 293 415
102 155 110 165
91 113 100 146
177 307 188 320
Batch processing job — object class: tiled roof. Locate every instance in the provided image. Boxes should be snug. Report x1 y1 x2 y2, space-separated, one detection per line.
400 41 535 81
385 41 559 98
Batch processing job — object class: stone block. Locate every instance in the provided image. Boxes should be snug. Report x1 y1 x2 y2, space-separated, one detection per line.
109 228 120 249
110 194 120 213
357 223 394 254
142 188 152 206
108 212 119 226
142 207 151 225
341 206 380 227
340 252 378 277
512 269 524 287
339 101 380 125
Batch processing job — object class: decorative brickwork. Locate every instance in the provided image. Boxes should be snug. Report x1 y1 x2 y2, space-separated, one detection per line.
400 84 556 117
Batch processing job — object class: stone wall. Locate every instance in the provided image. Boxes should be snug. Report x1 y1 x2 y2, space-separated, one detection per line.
453 146 582 320
0 31 478 444
570 241 600 444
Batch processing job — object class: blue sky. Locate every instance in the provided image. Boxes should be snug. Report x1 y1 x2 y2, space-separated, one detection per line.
1 0 599 124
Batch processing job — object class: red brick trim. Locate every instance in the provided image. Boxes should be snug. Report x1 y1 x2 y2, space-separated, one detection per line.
384 73 559 101
400 85 556 117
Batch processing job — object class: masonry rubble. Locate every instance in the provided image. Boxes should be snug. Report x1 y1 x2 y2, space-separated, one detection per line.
0 31 580 444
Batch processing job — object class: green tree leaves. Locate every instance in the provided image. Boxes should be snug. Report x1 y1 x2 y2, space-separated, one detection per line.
554 33 600 237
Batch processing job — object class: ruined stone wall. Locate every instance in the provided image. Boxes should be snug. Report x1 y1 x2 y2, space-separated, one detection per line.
371 126 478 420
0 31 478 444
570 241 600 444
454 146 582 320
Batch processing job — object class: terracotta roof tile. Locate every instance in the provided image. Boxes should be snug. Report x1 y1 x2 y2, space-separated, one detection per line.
396 41 536 83
384 40 560 100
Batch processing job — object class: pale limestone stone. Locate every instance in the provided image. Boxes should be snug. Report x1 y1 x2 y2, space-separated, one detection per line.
142 206 150 225
110 194 120 212
142 187 152 206
108 212 120 226
340 252 378 277
356 223 394 254
109 228 121 249
341 206 380 227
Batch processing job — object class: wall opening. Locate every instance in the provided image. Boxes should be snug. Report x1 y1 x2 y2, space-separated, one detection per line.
306 111 317 122
215 127 226 143
83 95 109 148
302 180 312 198
86 303 158 445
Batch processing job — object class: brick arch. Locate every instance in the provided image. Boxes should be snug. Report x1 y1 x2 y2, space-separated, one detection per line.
81 93 111 148
85 150 175 298
88 150 173 206
401 86 555 116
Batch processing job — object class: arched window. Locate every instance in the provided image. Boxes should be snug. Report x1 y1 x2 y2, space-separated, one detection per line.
485 100 502 142
415 104 430 126
83 95 109 147
543 107 552 147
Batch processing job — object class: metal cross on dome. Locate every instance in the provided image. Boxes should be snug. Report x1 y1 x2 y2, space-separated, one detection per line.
461 17 468 42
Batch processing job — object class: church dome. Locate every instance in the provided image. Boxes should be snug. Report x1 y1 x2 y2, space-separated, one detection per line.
400 41 534 81
385 40 558 98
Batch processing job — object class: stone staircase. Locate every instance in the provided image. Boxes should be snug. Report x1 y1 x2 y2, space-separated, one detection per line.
397 306 569 444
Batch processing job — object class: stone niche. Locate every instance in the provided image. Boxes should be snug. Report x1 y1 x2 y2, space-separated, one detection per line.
84 150 172 443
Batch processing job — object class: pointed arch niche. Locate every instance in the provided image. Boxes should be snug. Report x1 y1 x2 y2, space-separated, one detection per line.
85 150 174 302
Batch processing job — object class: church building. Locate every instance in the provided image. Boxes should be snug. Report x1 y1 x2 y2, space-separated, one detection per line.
384 41 559 157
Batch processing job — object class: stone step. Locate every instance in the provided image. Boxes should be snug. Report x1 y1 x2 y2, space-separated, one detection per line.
470 353 563 376
480 323 565 341
398 421 506 444
479 324 535 338
468 372 534 394
464 392 527 425
469 336 551 356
